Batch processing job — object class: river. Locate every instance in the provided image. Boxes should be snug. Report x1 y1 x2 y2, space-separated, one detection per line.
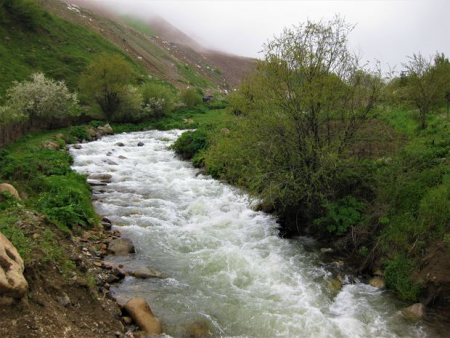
71 130 434 338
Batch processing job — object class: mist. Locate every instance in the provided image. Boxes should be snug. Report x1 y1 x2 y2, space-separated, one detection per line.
83 0 449 70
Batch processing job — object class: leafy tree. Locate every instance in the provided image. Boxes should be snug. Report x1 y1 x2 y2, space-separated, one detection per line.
141 83 176 118
112 85 145 123
0 72 78 124
79 54 133 121
401 52 450 129
205 17 382 213
180 88 201 108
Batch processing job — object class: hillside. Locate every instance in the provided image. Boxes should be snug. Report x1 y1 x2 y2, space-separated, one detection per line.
58 0 256 89
0 0 144 97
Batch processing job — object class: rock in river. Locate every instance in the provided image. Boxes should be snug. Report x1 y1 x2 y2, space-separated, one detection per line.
107 238 135 256
124 297 162 335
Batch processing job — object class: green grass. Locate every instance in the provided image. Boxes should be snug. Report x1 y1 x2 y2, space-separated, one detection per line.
378 108 441 137
0 1 144 98
177 63 211 88
0 127 98 232
121 15 156 36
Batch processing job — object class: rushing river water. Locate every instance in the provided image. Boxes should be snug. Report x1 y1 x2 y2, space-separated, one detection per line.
71 130 435 338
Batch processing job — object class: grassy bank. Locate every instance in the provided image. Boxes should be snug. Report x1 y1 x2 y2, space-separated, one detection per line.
171 106 450 305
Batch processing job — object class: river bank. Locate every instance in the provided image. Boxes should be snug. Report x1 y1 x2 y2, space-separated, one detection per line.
70 129 444 337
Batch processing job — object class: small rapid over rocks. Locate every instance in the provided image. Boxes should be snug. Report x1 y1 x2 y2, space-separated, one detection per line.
71 130 434 338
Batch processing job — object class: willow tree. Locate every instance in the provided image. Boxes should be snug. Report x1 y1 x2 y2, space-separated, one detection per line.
207 17 382 214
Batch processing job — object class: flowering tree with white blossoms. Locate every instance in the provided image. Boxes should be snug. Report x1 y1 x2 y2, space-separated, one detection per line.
0 72 79 124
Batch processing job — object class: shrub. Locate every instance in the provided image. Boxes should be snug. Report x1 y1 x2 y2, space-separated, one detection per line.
171 129 209 160
314 196 365 234
37 172 97 230
141 83 176 118
114 85 144 122
3 72 78 122
70 126 91 141
180 88 202 108
384 256 421 301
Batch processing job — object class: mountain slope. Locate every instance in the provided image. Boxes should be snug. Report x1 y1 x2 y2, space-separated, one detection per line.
0 0 144 97
58 0 256 89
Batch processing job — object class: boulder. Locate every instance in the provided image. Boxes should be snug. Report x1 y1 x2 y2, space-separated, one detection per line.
329 277 342 291
98 124 113 135
104 159 118 166
115 142 125 147
88 174 112 182
73 144 82 150
403 303 426 319
0 183 20 200
0 232 28 299
183 320 212 338
369 277 385 288
87 127 97 138
137 142 144 147
107 238 135 256
42 140 60 150
124 298 162 335
128 267 166 279
118 155 127 160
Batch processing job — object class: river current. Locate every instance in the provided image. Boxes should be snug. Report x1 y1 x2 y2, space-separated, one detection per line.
71 130 433 338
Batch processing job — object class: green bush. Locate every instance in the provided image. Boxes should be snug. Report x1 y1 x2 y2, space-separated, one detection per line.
37 172 97 230
384 256 421 301
180 88 202 108
171 129 209 160
314 196 365 234
70 126 91 141
141 83 176 118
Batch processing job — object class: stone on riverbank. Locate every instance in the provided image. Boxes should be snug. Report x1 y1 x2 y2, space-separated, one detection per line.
124 297 162 335
0 183 20 200
0 233 28 299
403 303 426 319
107 238 135 256
369 277 385 288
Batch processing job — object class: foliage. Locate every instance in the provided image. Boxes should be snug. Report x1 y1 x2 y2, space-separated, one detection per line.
384 256 421 301
0 1 140 99
0 214 32 261
399 52 450 129
171 129 210 163
113 85 145 123
37 172 97 230
314 196 365 234
141 83 176 118
0 148 72 186
1 73 79 124
70 126 91 142
79 54 134 121
180 88 202 108
204 17 381 215
0 0 46 31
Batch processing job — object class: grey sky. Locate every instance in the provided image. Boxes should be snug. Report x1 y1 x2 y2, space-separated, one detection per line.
93 0 449 70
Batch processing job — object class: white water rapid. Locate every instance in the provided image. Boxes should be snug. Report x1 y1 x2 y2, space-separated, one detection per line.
71 130 434 338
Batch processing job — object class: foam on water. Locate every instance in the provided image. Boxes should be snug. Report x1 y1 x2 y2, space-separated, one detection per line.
71 130 432 338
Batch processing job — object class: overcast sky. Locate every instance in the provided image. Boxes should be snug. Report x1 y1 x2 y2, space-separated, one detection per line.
92 0 449 70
